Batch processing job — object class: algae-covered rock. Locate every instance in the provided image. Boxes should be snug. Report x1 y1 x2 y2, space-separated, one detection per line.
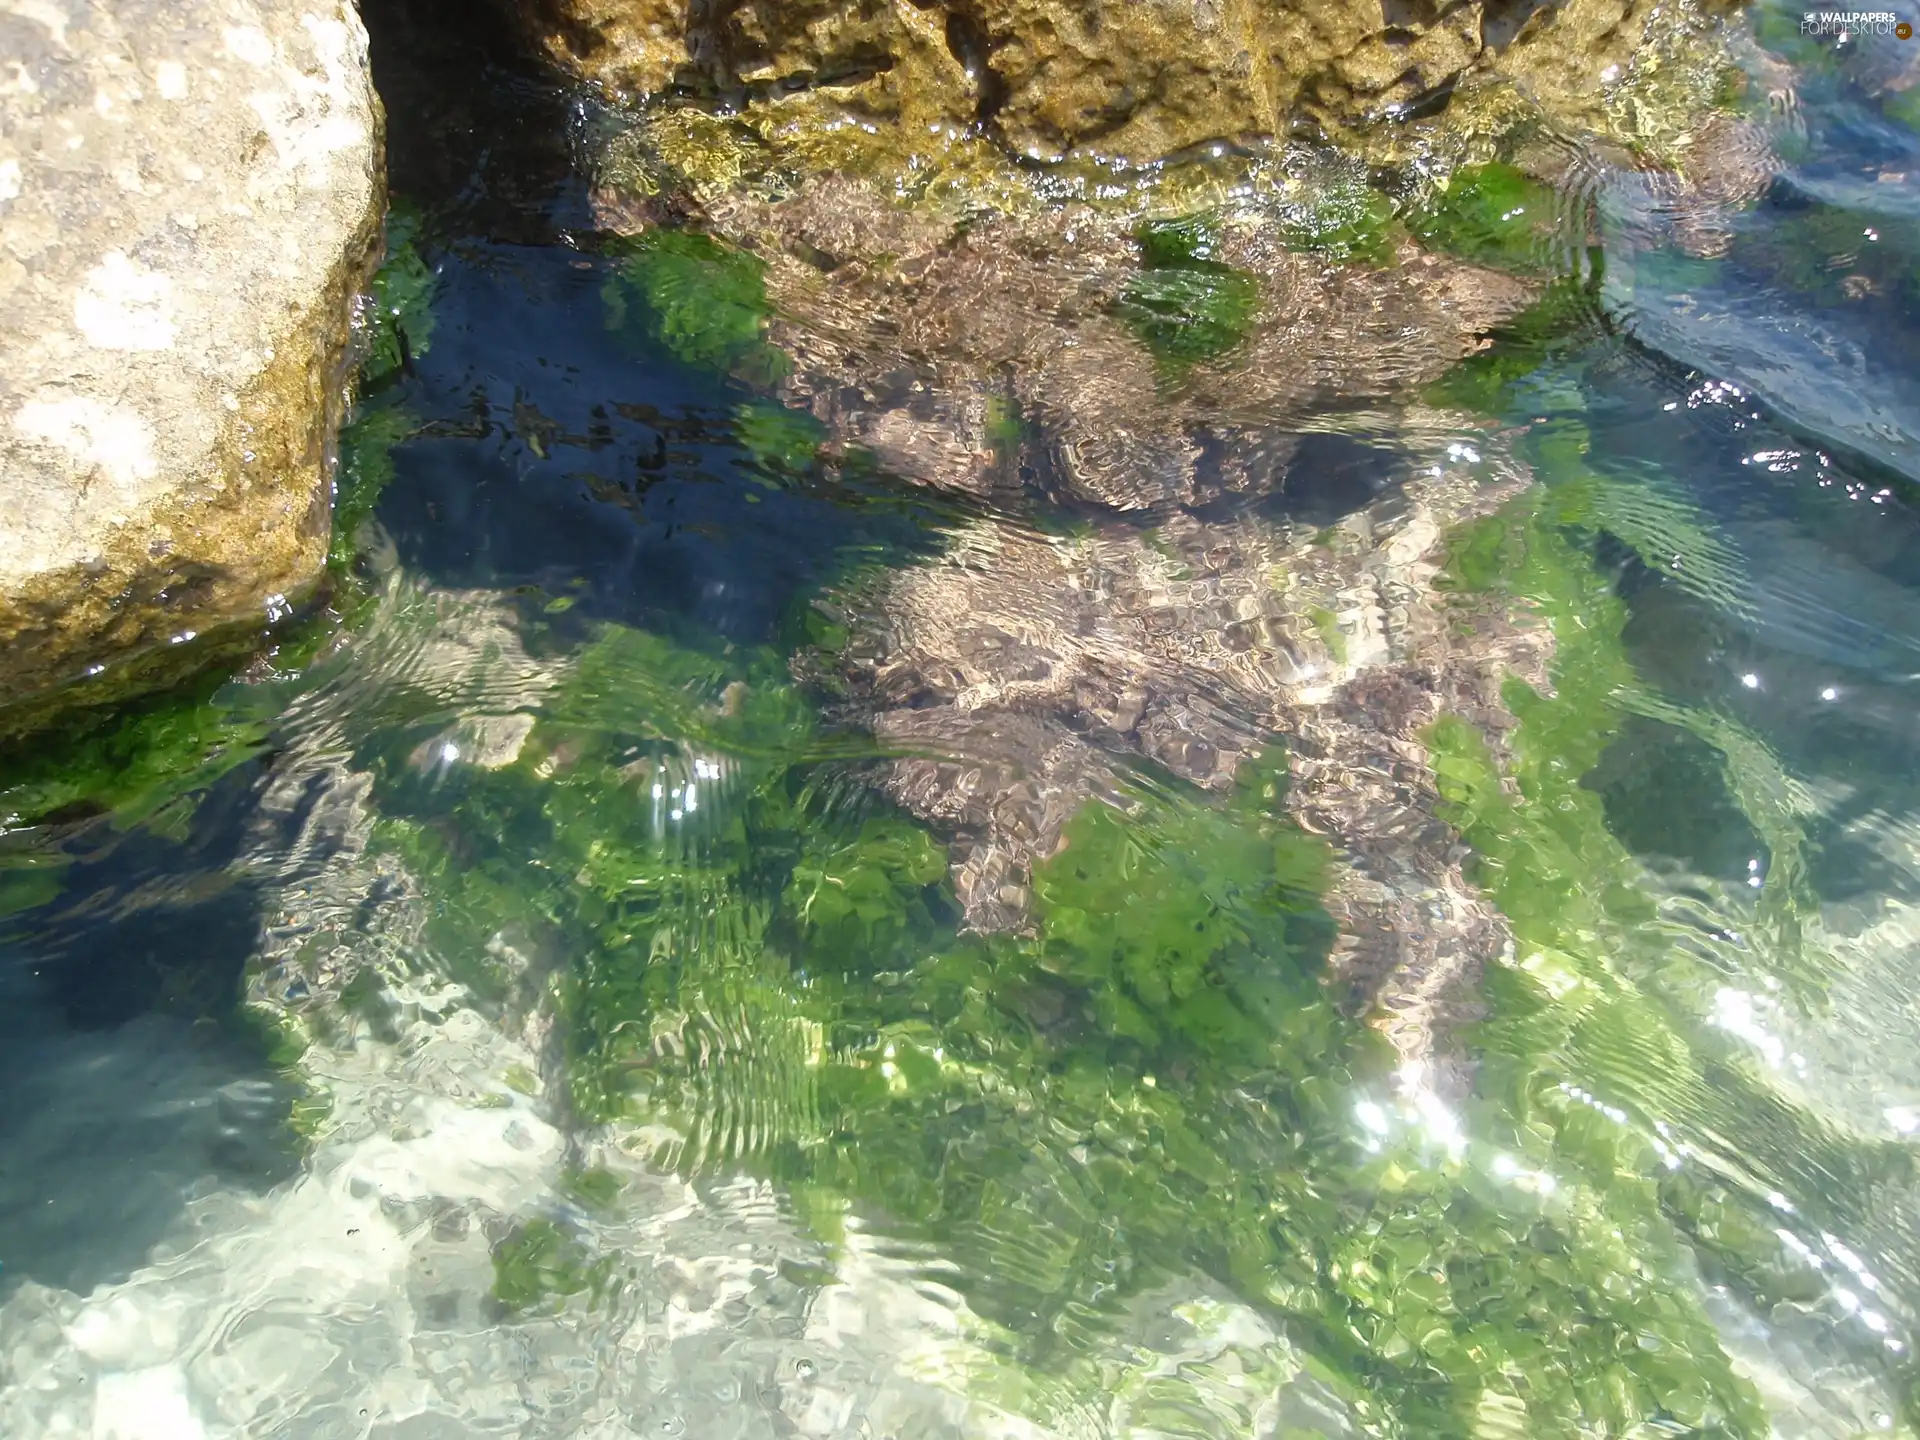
0 0 384 711
800 448 1555 1083
596 169 1538 510
522 0 1741 165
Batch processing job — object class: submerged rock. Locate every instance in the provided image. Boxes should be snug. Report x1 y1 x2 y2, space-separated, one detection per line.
807 448 1556 1082
520 0 1740 164
591 161 1562 1070
0 0 383 711
598 169 1538 511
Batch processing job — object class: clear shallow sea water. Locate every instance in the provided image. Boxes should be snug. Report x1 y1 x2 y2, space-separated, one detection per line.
8 2 1920 1436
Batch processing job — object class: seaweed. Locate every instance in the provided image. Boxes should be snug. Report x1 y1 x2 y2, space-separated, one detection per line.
358 610 1836 1435
330 207 437 567
1116 214 1261 373
1273 176 1399 267
0 666 275 830
730 398 826 481
1432 464 1919 1428
361 204 439 395
330 401 416 570
491 1218 619 1313
1407 163 1563 271
603 229 790 384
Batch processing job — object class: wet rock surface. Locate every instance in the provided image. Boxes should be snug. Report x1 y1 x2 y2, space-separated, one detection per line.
518 0 1739 163
0 0 383 711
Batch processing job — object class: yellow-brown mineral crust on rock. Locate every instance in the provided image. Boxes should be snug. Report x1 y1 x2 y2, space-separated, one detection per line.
520 0 1744 168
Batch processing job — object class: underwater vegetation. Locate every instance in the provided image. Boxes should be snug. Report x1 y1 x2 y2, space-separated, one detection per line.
1272 170 1399 268
1408 163 1565 272
9 100 1920 1437
351 512 1914 1436
602 228 789 385
1115 214 1263 373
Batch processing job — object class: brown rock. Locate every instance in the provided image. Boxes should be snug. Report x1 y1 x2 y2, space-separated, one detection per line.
521 0 1743 165
660 176 1535 509
809 453 1556 1082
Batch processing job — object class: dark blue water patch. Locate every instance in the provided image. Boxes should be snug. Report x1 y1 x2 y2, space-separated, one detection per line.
1605 263 1920 493
0 993 299 1299
375 241 958 643
0 762 300 1296
1583 714 1771 883
1207 431 1413 529
0 759 274 1028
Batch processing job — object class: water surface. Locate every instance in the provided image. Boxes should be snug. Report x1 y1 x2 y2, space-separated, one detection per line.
7 2 1920 1436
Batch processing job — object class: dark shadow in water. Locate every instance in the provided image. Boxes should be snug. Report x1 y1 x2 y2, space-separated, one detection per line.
1183 430 1412 530
1583 713 1769 883
1252 432 1411 528
374 239 959 643
362 0 585 244
0 763 300 1297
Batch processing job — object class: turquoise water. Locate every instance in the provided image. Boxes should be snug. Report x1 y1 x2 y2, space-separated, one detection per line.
7 2 1920 1436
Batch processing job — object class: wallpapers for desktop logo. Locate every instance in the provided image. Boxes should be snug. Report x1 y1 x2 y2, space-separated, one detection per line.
1801 9 1915 37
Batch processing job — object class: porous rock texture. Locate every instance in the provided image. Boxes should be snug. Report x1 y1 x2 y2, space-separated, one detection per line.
518 0 1738 162
0 0 383 710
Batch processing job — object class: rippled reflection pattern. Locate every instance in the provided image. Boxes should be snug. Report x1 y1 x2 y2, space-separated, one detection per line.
8 0 1920 1435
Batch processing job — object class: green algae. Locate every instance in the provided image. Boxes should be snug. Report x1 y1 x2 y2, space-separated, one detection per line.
1429 436 1920 1430
492 1218 620 1313
1408 163 1563 271
1886 86 1920 136
1273 177 1398 267
331 403 416 570
1117 214 1260 373
0 659 289 831
1117 266 1261 370
332 208 436 568
20 381 1895 1434
349 597 1857 1434
9 132 1914 1436
362 206 438 394
603 229 789 383
0 864 66 918
731 398 826 481
1136 214 1230 269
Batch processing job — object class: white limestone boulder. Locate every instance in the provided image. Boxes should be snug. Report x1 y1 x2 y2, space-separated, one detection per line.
0 0 383 711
